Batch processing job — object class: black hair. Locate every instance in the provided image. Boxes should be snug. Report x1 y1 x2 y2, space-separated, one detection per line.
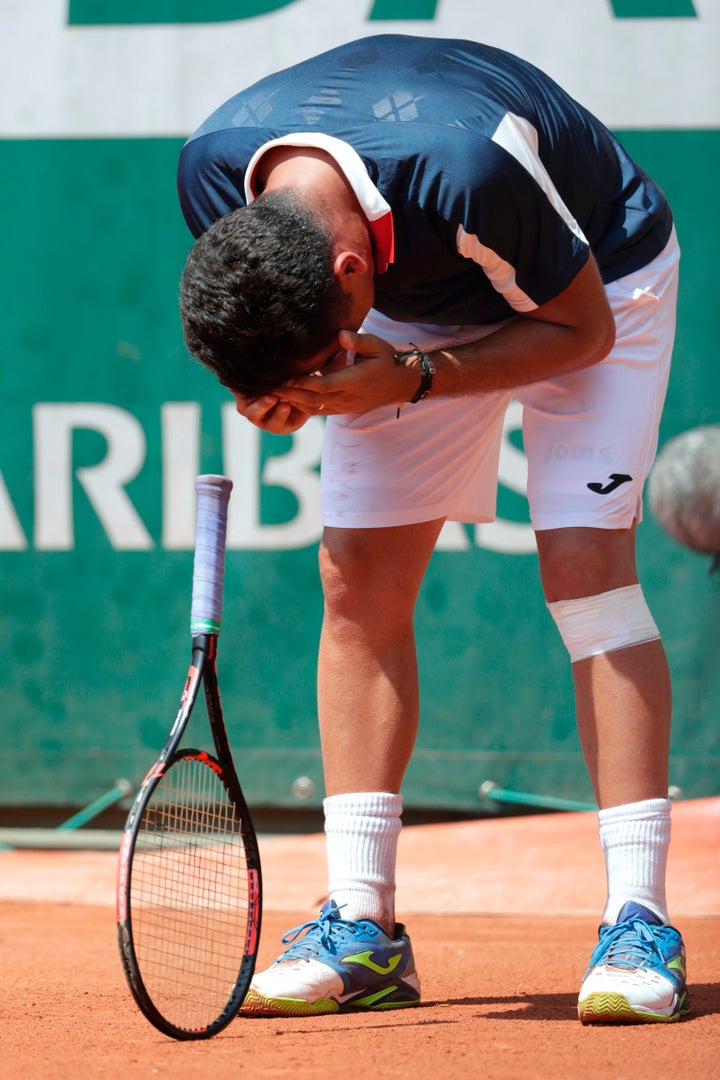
180 190 351 396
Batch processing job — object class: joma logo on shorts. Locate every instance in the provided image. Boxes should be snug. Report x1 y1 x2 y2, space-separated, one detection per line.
587 473 633 495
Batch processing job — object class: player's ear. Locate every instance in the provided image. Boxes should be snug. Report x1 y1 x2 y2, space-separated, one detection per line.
333 250 370 292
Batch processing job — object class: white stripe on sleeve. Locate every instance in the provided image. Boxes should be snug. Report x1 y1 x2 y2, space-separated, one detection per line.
456 225 538 312
492 112 588 245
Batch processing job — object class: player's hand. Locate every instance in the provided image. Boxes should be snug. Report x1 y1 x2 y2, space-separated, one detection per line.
232 392 312 434
278 331 415 415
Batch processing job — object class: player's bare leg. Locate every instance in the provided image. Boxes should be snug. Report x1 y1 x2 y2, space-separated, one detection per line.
536 523 671 809
316 520 444 933
243 520 441 1016
317 520 445 796
537 524 688 1023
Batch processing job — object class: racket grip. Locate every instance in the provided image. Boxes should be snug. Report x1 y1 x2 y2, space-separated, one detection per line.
191 474 233 637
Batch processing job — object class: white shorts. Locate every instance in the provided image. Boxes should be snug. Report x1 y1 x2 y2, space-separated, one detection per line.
321 229 680 532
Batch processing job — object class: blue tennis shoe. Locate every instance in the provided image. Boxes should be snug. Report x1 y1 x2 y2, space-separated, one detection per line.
242 899 421 1016
578 901 689 1023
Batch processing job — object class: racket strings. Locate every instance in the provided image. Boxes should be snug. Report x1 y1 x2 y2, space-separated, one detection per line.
130 756 252 1033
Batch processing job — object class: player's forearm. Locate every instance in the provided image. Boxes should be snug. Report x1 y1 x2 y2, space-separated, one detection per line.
428 313 615 396
424 252 616 397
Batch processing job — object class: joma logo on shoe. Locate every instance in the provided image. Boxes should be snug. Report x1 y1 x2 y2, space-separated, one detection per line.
342 950 402 975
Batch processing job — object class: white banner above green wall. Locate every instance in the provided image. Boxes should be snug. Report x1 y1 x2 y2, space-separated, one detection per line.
0 1 716 135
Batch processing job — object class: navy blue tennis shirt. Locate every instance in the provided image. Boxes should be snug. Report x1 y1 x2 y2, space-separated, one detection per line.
177 35 672 327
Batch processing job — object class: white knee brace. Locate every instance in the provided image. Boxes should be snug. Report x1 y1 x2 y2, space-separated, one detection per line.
547 584 660 663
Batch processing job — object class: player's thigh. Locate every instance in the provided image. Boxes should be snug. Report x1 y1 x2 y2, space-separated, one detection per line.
519 231 679 532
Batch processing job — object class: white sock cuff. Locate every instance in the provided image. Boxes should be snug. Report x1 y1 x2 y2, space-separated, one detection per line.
598 797 671 828
323 792 403 820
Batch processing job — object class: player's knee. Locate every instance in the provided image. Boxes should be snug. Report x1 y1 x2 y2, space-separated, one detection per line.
536 528 637 601
546 584 660 663
318 533 416 630
318 540 360 616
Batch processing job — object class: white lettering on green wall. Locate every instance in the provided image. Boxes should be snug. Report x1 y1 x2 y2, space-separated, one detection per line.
0 402 535 554
33 404 153 551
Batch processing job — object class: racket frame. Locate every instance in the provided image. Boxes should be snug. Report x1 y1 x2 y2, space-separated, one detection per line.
117 471 262 1040
117 632 262 1039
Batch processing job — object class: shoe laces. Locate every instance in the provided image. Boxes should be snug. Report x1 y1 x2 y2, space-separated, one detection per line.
280 903 368 959
595 916 677 970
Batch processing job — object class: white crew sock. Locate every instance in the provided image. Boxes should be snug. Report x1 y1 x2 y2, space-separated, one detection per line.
599 797 672 924
324 791 403 934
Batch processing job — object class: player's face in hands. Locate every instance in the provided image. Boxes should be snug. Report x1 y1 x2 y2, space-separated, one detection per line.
295 340 349 378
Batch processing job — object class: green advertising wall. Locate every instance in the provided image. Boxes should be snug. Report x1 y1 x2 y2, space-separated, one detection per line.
1 3 718 814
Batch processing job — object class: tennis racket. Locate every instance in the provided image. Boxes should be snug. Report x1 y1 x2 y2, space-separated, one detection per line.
117 474 262 1040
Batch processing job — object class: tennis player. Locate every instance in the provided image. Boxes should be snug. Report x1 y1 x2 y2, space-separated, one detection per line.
178 35 688 1024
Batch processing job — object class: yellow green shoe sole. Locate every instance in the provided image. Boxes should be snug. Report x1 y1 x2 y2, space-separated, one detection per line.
578 989 690 1024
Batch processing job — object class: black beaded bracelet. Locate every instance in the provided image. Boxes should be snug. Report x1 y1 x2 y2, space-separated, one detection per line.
393 345 436 411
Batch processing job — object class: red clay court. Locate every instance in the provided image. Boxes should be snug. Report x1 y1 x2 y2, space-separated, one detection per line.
2 797 718 1079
